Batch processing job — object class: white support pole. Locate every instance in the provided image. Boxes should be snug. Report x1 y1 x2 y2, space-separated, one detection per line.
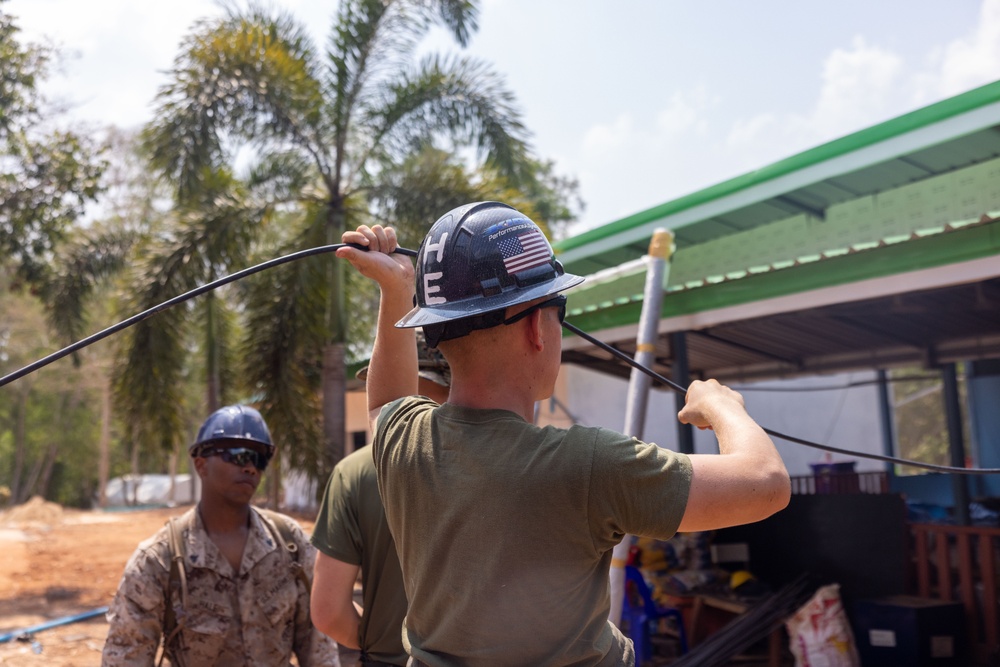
608 228 674 627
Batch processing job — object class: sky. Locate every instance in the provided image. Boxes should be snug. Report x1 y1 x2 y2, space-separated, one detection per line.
10 0 1000 234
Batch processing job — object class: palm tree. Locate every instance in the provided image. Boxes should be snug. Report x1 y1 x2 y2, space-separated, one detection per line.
139 0 532 479
113 166 296 451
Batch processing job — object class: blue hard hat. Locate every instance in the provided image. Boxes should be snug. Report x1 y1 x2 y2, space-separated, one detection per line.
396 202 584 345
190 405 274 455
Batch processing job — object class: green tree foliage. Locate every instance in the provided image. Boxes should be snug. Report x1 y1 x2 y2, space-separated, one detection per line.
0 1 105 287
133 0 576 485
0 265 105 507
0 2 119 507
890 366 970 475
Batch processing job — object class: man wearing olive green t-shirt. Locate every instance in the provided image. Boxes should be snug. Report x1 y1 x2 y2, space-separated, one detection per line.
336 204 790 666
311 340 450 666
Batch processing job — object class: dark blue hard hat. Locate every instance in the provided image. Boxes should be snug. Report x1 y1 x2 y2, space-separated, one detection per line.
190 405 274 455
396 202 584 345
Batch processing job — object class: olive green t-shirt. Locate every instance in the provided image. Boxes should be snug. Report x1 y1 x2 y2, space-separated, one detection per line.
312 446 409 666
373 397 693 667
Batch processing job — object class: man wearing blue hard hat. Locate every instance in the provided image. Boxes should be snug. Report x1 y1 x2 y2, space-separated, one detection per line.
102 405 336 666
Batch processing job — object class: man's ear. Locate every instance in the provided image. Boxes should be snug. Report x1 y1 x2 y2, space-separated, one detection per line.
192 456 208 480
526 309 545 351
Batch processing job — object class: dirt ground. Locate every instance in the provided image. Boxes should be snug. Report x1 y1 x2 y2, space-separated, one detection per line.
0 497 316 667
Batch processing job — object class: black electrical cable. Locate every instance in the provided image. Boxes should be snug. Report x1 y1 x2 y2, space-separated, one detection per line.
3 242 996 475
561 320 1000 475
0 243 416 389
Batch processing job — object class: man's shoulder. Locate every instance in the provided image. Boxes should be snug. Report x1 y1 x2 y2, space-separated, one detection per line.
252 507 310 546
132 508 197 560
116 514 184 586
336 445 376 474
377 395 436 427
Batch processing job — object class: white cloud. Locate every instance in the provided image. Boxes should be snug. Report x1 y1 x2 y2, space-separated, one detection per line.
581 87 716 162
727 24 989 172
933 0 1000 97
573 88 725 226
654 86 714 139
582 113 635 155
574 2 1000 230
727 113 777 148
811 36 904 136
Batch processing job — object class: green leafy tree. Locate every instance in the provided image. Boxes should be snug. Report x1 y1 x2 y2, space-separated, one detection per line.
0 263 107 507
113 166 292 455
0 2 111 507
137 0 537 481
0 1 105 288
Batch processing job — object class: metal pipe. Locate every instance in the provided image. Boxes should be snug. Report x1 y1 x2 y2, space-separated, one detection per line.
609 229 674 627
942 363 971 525
0 607 109 643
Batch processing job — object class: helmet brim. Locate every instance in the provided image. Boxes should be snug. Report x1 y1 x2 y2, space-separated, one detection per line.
395 272 584 329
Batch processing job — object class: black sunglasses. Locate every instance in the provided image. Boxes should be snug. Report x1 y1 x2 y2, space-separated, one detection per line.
199 446 270 471
503 294 567 326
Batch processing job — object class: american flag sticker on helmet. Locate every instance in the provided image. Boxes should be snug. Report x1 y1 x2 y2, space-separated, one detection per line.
498 230 550 274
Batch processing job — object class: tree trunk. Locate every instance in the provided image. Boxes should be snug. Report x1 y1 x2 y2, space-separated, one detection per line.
34 441 59 499
98 372 111 508
9 390 28 505
205 293 221 413
128 440 141 506
36 390 81 500
267 455 281 509
322 202 347 474
22 443 46 501
168 444 178 505
322 343 346 472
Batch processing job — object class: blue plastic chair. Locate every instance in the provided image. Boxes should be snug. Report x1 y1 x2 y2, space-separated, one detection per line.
621 565 688 663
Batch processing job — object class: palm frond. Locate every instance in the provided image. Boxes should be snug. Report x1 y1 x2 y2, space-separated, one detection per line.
325 1 484 190
425 0 479 47
41 225 139 352
111 245 193 455
326 0 420 191
112 175 273 453
142 6 326 202
240 206 328 478
356 53 529 189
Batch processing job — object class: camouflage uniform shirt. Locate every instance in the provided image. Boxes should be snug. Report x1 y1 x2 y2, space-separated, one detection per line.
102 507 337 666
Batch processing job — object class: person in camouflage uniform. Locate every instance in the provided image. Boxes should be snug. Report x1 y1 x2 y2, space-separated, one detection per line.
102 405 338 667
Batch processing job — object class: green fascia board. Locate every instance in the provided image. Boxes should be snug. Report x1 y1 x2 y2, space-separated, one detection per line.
564 220 1000 333
554 79 1000 255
